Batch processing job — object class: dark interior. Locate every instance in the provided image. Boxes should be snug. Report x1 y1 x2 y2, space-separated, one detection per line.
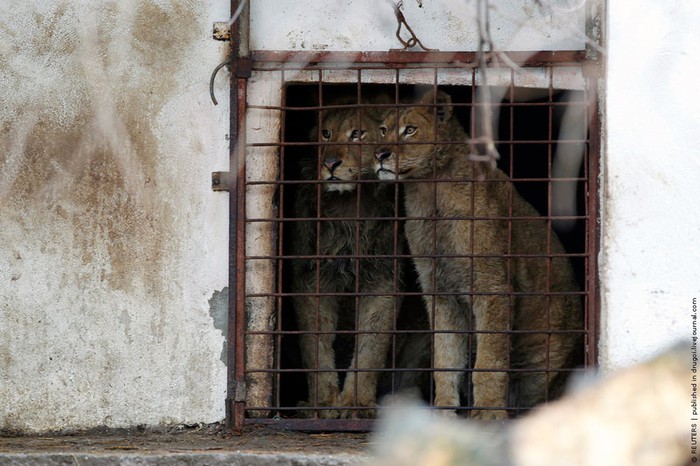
275 82 588 415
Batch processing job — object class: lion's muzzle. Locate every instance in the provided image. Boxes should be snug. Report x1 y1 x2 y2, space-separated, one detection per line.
374 147 399 179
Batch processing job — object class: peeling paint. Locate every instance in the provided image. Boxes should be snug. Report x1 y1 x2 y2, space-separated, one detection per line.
208 287 229 365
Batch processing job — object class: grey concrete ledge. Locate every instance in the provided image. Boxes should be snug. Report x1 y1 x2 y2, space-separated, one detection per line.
0 452 368 466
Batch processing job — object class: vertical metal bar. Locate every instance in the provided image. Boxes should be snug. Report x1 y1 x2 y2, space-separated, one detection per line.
585 76 601 368
275 68 287 416
312 70 324 417
233 76 248 432
506 67 515 408
352 69 363 409
466 68 478 409
545 66 554 396
430 67 440 410
227 0 249 434
225 76 239 434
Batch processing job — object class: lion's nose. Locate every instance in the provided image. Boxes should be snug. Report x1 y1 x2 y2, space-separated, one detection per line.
375 148 392 161
323 158 342 173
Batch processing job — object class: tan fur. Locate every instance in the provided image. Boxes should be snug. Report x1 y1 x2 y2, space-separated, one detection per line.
290 97 403 418
374 90 582 419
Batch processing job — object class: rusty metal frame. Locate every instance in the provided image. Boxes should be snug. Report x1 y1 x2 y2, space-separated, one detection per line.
226 0 249 433
226 1 602 434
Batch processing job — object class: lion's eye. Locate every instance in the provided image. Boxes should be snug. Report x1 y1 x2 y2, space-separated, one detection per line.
321 129 331 140
403 125 417 136
349 129 367 142
379 126 387 137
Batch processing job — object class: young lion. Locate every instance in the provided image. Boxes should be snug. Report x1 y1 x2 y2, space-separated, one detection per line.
289 97 402 418
373 90 582 419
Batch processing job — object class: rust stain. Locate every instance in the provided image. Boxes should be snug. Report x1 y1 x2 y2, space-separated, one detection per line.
1 2 204 295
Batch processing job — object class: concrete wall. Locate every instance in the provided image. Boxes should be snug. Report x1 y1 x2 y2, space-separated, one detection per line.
0 0 230 432
600 0 700 371
249 0 586 51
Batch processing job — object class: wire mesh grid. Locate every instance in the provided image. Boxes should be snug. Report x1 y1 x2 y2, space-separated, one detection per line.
232 59 599 431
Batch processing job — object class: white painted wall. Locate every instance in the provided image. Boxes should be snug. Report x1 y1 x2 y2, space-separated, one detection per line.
0 0 230 432
249 0 586 52
600 0 700 371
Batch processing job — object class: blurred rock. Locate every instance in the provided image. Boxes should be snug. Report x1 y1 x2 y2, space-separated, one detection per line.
371 343 689 466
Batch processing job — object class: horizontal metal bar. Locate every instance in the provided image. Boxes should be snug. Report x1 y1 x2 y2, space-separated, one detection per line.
246 329 589 337
247 100 591 112
247 251 588 259
245 365 586 374
246 290 587 298
247 212 587 219
246 138 589 147
250 50 589 67
246 178 589 187
244 418 373 432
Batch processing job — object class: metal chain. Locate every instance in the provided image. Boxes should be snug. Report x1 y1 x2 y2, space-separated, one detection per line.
391 0 436 52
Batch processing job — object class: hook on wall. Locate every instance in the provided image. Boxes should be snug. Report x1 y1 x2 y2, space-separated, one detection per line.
210 58 230 106
210 1 248 106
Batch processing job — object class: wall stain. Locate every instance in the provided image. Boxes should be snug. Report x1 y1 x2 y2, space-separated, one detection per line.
1 1 204 296
0 0 227 432
208 287 228 365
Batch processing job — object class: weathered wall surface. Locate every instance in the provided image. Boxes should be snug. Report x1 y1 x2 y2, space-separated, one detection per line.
0 0 230 432
600 1 700 371
249 0 586 52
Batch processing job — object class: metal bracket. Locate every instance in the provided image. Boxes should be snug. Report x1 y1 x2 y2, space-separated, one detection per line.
213 22 231 41
232 380 247 402
233 57 252 78
212 171 230 191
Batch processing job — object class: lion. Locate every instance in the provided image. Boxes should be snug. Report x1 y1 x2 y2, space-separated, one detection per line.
373 89 583 419
289 95 404 418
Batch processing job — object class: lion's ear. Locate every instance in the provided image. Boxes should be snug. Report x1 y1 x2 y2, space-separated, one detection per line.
373 93 393 105
371 93 394 121
419 90 453 123
435 90 453 123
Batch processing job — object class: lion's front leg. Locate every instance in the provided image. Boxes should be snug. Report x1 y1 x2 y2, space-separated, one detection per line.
295 294 341 418
471 290 511 420
339 294 398 418
430 295 470 417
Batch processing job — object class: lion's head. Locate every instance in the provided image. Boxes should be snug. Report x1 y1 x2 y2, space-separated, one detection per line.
374 90 459 181
313 98 390 193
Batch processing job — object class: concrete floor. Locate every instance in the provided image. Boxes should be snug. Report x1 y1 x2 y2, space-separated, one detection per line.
0 423 371 465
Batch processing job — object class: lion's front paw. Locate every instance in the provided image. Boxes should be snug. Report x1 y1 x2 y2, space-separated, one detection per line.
470 409 508 421
339 405 376 419
338 391 377 419
433 408 458 419
296 399 341 419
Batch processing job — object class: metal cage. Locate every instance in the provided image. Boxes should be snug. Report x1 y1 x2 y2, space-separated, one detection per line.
224 8 601 433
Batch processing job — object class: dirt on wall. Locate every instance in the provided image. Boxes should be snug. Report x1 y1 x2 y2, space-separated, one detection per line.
0 0 230 432
0 1 205 294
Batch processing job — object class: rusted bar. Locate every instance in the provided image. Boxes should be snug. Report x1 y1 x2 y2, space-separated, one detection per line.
245 364 587 373
248 290 588 299
585 77 601 368
245 418 374 432
250 50 588 66
226 0 249 434
246 329 588 339
232 77 248 433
